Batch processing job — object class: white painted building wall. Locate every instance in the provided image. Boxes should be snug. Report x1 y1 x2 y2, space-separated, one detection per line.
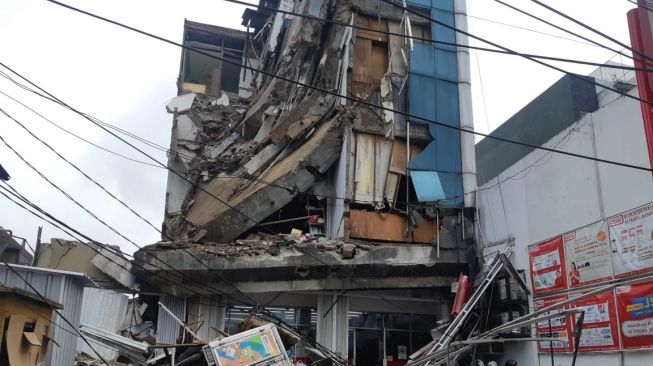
476 79 653 366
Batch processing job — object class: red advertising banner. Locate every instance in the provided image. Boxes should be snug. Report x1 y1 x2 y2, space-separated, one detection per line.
571 291 619 352
563 220 614 288
607 203 653 278
534 295 573 353
529 236 567 295
616 281 653 350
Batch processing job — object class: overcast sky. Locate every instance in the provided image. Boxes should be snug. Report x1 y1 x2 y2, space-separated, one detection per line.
0 0 636 255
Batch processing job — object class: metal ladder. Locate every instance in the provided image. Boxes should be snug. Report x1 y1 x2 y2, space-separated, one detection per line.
429 254 506 353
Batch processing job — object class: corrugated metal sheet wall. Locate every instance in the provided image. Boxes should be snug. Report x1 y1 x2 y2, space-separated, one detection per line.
196 295 225 341
50 276 85 365
0 264 85 366
156 294 187 344
78 288 129 360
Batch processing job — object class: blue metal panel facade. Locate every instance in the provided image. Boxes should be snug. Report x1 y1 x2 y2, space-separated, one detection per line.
408 0 463 207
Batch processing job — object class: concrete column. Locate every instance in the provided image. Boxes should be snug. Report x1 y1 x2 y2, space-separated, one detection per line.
316 293 349 359
455 0 477 208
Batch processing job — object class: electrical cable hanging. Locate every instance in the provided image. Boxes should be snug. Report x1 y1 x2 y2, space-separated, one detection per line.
530 0 653 64
13 4 652 174
0 183 351 365
493 0 646 67
223 0 648 71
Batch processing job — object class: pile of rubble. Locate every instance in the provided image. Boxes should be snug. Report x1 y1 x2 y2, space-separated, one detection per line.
144 231 363 260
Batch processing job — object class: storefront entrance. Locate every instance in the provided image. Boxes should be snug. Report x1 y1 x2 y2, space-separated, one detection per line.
347 312 435 366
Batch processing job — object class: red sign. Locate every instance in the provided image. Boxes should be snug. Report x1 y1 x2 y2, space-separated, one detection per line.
534 295 573 353
528 236 567 295
571 291 619 352
628 6 653 172
616 281 653 350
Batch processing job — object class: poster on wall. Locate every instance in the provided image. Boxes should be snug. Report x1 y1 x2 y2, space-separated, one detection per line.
608 202 653 278
529 236 567 295
616 281 653 350
534 295 573 353
563 220 614 288
571 291 619 351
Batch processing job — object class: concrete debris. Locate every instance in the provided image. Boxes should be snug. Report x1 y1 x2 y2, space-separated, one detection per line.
143 233 354 259
165 92 196 113
340 243 356 259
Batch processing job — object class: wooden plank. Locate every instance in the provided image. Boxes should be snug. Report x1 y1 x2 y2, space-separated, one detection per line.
355 16 388 42
349 210 410 242
352 38 372 83
370 43 389 83
181 82 207 94
210 67 221 96
384 173 400 207
349 210 436 243
389 140 422 174
413 219 437 244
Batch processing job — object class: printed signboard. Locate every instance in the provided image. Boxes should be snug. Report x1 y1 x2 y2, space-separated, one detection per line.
534 295 573 353
529 236 567 295
616 281 653 350
571 291 619 351
563 220 614 288
608 203 653 278
213 329 283 366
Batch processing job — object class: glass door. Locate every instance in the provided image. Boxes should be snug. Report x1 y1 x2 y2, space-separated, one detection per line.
354 329 383 366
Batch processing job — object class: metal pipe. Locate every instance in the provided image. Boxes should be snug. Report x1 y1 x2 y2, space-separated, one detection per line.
456 0 477 208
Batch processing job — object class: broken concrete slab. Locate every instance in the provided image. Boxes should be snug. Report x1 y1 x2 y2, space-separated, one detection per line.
243 143 283 175
185 117 343 243
175 114 198 141
209 132 240 159
133 241 465 295
166 93 196 113
92 248 141 292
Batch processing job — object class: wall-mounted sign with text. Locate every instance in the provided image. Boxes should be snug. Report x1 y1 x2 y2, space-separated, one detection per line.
564 220 614 288
529 236 567 295
608 202 653 278
616 281 653 350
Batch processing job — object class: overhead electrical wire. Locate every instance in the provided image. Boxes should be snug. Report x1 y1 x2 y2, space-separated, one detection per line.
493 0 644 67
529 0 653 65
6 1 649 323
32 1 653 176
379 0 653 108
626 0 653 14
0 82 440 352
0 183 352 365
0 141 348 360
221 0 649 71
7 1 650 353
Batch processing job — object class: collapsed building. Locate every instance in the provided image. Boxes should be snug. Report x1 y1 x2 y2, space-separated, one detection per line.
134 0 479 363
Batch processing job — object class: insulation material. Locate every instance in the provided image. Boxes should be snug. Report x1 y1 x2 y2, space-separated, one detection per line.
353 132 392 204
